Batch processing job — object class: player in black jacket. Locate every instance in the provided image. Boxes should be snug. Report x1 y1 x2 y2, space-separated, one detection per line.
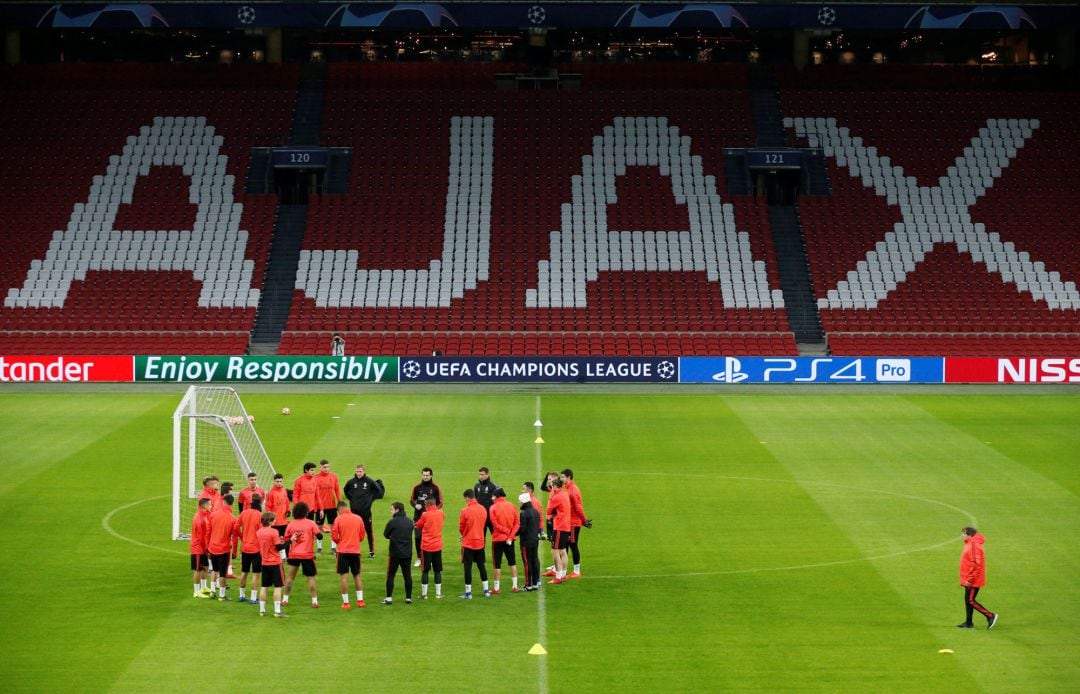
517 492 542 591
343 464 384 558
409 467 442 566
473 467 497 535
381 502 414 604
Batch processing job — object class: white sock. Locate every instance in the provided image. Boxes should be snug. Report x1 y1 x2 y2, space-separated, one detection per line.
200 578 208 590
421 584 428 597
512 577 518 589
357 590 364 602
239 588 246 600
436 583 442 597
341 593 349 604
227 565 234 576
218 585 226 598
494 581 500 591
273 600 281 614
465 584 472 594
193 583 200 595
482 580 489 592
259 600 266 612
574 564 581 573
317 540 323 550
312 596 319 606
331 541 337 551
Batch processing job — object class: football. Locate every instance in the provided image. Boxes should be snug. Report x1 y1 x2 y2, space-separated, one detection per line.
281 407 291 415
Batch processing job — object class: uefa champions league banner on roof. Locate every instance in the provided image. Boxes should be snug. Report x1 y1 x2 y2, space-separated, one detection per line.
678 356 945 384
2 4 1078 30
399 356 678 383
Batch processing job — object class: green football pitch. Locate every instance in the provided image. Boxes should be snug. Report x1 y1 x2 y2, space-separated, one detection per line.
1 386 1077 693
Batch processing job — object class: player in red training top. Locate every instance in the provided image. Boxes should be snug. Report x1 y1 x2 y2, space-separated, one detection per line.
236 472 265 513
458 489 490 599
232 495 264 604
414 497 445 599
546 479 571 584
282 501 321 608
314 460 342 554
331 500 367 609
292 462 321 520
264 473 291 538
256 512 288 618
207 494 238 599
190 497 213 598
488 488 521 594
197 476 221 513
560 469 589 579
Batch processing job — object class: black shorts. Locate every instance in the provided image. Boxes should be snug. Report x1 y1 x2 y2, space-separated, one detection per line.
336 552 360 576
262 564 285 588
422 550 443 573
553 530 571 550
461 547 486 565
492 541 516 568
322 508 338 527
273 524 288 538
287 557 318 577
210 553 230 574
190 554 206 571
241 551 262 574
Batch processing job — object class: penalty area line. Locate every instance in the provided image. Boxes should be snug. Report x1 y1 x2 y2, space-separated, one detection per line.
102 495 186 556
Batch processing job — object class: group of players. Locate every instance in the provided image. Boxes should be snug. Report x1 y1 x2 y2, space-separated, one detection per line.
187 461 589 618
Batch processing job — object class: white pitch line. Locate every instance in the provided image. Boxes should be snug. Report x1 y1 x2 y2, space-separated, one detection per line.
535 395 548 694
102 495 187 556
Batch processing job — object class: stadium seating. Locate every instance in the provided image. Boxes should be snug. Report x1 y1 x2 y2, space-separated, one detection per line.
0 64 297 354
5 61 1074 359
778 66 1080 356
282 62 795 355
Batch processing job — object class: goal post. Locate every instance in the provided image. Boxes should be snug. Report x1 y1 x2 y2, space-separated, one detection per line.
172 386 276 540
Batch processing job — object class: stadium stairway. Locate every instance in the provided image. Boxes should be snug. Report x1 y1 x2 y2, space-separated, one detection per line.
724 151 752 195
767 205 825 347
250 204 307 352
323 150 352 194
289 63 328 147
805 151 832 195
748 65 787 147
244 149 272 195
250 63 331 353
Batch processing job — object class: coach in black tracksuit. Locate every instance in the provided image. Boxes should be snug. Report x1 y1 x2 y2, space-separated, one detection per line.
473 467 497 535
518 493 542 591
409 467 442 559
382 502 414 603
343 464 384 557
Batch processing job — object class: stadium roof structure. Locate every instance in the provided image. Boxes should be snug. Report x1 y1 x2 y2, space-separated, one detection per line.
1 2 1078 30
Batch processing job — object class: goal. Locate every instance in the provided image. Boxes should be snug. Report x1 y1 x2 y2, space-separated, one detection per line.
172 386 276 540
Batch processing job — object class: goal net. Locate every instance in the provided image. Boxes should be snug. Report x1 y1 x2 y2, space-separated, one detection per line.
172 386 276 540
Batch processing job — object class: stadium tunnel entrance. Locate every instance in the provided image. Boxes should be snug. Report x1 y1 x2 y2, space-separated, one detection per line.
754 169 802 206
274 168 323 204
